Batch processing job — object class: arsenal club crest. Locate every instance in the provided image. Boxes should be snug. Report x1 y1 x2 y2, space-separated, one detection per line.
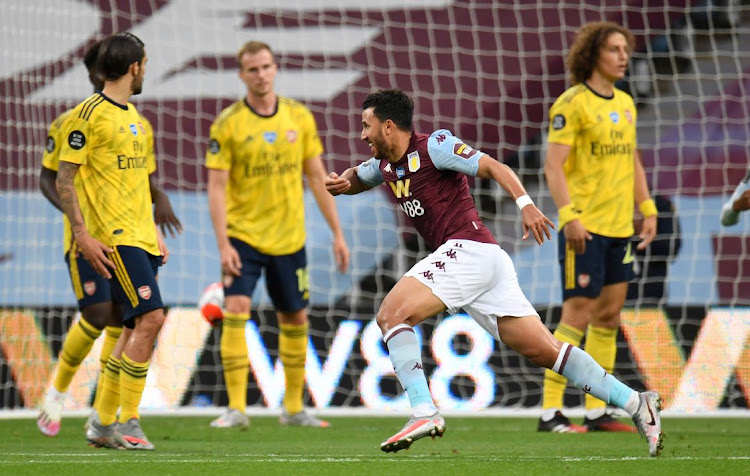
138 285 152 300
84 281 96 296
286 129 297 143
578 273 590 288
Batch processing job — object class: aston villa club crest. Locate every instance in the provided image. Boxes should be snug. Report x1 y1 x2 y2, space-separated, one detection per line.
286 129 297 143
578 273 590 288
138 285 152 300
407 151 420 172
84 281 96 296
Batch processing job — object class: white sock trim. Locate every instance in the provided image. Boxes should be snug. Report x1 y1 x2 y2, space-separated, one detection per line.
552 342 570 374
382 323 413 343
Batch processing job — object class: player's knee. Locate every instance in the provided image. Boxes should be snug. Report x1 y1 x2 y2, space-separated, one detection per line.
594 306 621 327
225 295 251 314
134 309 166 336
376 305 410 334
81 302 113 330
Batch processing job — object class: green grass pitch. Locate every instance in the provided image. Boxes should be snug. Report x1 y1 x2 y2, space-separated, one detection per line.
1 416 748 475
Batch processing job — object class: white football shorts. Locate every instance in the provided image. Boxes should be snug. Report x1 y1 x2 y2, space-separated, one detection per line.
404 239 539 341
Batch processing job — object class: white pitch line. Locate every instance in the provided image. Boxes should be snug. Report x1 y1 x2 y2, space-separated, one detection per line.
1 454 748 463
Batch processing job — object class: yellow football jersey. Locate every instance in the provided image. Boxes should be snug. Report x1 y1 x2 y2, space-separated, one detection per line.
205 97 324 255
58 93 159 255
548 83 637 238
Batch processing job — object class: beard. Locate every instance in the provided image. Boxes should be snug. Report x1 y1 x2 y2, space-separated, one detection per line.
131 74 144 96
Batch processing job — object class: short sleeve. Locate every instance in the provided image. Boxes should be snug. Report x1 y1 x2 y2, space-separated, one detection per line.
426 129 484 176
41 115 67 172
547 96 580 146
300 107 324 160
141 115 157 174
205 117 233 170
356 158 384 187
58 116 93 166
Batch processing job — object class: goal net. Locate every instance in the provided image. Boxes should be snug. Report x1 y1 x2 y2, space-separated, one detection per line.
1 0 749 414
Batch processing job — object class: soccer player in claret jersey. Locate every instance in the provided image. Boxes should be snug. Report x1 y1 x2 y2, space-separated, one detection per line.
325 89 663 457
56 32 168 450
37 39 181 439
205 41 349 429
541 21 658 434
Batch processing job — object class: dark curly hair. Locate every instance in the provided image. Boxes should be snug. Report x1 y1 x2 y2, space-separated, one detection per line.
362 89 414 131
566 21 635 85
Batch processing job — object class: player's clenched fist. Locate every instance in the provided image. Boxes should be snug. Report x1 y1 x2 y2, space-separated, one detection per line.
325 172 351 196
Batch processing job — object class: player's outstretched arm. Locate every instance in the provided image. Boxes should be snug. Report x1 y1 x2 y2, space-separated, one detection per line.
476 156 554 245
149 175 183 238
56 161 115 278
39 166 63 212
325 167 372 196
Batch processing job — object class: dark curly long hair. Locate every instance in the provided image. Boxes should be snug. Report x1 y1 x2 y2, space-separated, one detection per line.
566 21 635 85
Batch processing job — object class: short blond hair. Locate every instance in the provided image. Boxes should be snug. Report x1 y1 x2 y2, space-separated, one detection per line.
236 41 274 68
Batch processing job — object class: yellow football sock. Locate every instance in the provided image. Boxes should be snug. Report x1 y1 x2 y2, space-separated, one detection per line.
280 322 308 415
93 326 122 410
119 353 149 423
542 322 585 410
97 356 121 426
584 325 618 410
53 317 102 393
221 312 249 412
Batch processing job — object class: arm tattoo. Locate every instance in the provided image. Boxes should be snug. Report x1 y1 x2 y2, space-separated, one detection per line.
56 161 86 237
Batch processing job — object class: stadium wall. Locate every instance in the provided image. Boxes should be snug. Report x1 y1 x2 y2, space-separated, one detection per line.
1 305 748 411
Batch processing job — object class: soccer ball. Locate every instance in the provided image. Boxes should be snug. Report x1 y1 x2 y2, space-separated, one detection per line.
198 282 224 326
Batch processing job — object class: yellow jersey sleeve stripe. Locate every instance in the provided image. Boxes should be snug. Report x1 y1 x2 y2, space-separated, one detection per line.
68 244 84 300
565 242 576 290
109 249 139 307
81 96 106 121
78 94 103 120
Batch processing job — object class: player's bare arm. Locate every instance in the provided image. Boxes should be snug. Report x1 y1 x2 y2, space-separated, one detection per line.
544 142 591 253
149 175 182 238
633 149 657 250
55 161 115 278
207 168 241 276
304 156 350 272
476 156 554 245
732 190 750 212
39 166 63 212
325 167 372 196
155 225 169 265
